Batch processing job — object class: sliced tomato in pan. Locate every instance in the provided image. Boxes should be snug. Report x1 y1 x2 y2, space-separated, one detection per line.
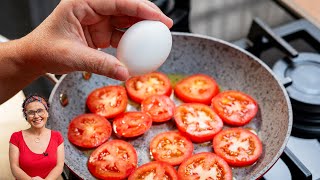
174 103 223 143
86 85 128 119
128 161 178 180
141 95 175 122
178 152 232 180
88 140 137 180
150 131 193 166
211 90 258 126
125 72 172 103
68 113 111 148
113 111 152 138
213 128 263 167
174 74 219 105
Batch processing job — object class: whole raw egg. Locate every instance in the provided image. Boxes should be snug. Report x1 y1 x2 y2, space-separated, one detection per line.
116 20 172 76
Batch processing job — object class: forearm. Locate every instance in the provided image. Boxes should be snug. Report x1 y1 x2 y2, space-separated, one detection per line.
0 38 42 104
45 165 63 180
11 165 32 180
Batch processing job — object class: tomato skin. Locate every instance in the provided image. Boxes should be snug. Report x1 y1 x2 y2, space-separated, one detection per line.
213 128 263 167
173 103 224 143
211 90 258 126
178 152 232 180
125 72 172 103
128 161 178 180
150 131 193 166
86 85 128 119
68 113 112 148
113 111 153 138
88 140 137 180
141 95 175 122
174 74 219 105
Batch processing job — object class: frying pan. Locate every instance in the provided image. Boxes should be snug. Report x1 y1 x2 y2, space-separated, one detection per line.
48 32 292 179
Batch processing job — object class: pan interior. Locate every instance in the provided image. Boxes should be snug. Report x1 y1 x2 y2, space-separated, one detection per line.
48 33 292 180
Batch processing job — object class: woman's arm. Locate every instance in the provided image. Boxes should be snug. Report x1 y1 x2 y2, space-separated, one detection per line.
45 143 65 180
9 143 33 179
0 39 41 104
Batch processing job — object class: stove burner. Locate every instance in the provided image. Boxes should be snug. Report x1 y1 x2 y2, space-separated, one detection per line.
273 52 320 114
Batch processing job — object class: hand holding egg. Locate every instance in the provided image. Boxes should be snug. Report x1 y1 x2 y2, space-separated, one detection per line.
116 20 172 76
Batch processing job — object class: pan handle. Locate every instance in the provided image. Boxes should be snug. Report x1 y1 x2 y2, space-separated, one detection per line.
45 73 59 84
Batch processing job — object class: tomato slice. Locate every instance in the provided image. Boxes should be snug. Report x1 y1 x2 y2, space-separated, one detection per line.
86 85 128 119
125 72 172 103
128 161 178 180
212 128 263 167
173 103 223 143
141 95 175 122
211 90 258 126
88 140 138 180
113 111 152 138
68 113 112 148
150 131 193 166
178 152 232 180
174 74 219 105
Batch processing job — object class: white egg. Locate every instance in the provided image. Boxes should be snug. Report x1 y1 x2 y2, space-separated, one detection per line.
116 20 172 76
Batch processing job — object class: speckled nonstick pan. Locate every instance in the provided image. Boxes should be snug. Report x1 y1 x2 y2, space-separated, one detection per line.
48 32 292 180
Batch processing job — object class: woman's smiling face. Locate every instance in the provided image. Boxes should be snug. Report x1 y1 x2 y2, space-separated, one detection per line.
25 101 49 129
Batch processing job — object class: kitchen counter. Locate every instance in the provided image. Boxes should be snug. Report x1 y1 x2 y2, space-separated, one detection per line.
278 0 320 29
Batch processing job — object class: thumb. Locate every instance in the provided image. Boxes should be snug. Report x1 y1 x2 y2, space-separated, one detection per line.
73 46 129 81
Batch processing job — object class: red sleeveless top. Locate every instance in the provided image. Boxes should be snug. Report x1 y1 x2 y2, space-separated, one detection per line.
9 130 64 178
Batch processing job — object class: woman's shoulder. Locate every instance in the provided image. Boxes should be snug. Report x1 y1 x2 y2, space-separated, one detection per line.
11 130 22 138
50 129 64 144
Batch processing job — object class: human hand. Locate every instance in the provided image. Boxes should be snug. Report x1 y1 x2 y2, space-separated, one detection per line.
20 0 173 81
31 176 44 180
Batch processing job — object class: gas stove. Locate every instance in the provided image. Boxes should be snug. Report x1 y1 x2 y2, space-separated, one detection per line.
233 18 320 180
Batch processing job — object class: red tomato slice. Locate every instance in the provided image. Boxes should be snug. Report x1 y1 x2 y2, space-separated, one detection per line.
128 161 178 180
88 140 138 180
125 72 172 103
113 111 152 138
211 90 258 126
86 85 128 119
68 113 112 148
141 95 175 122
174 103 223 143
150 131 193 166
178 152 232 180
213 128 263 167
174 74 219 105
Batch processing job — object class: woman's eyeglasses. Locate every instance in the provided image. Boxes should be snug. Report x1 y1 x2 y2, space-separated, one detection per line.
25 108 46 117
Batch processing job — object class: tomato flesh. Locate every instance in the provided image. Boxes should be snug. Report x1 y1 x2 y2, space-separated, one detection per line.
113 111 152 138
174 103 223 143
150 131 193 166
88 140 137 180
68 113 112 148
174 74 219 105
178 152 232 180
211 90 258 126
125 72 172 103
141 95 175 122
213 128 263 167
86 85 128 119
128 161 178 180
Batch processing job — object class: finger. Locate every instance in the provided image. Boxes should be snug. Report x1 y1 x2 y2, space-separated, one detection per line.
110 16 141 29
110 29 125 48
88 17 112 48
87 0 173 28
142 0 162 13
74 46 129 80
83 25 96 48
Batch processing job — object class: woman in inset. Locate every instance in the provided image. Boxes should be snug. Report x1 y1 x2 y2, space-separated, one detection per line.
9 95 64 180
